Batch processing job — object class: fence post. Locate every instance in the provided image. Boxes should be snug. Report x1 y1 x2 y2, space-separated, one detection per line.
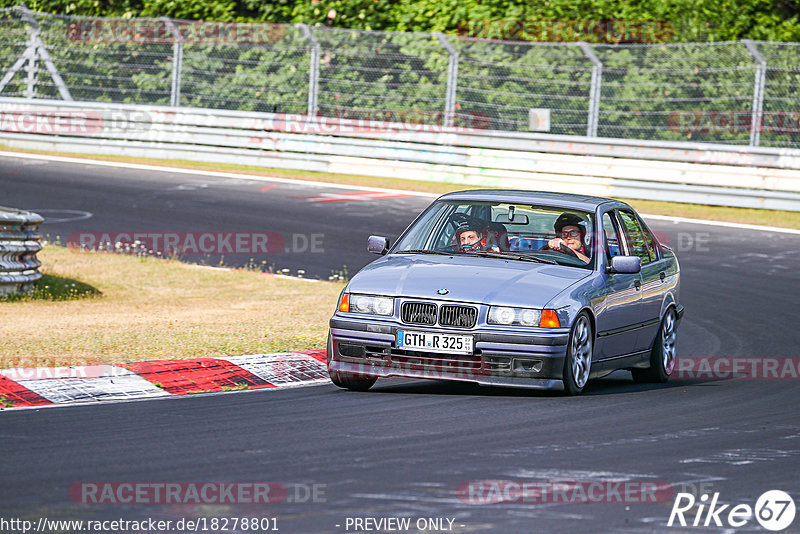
162 17 183 107
16 4 72 100
435 32 458 129
0 43 34 95
298 24 320 117
23 29 36 98
743 39 766 147
578 41 602 137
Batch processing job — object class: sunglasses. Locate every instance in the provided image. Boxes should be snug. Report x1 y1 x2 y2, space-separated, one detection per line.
559 230 581 238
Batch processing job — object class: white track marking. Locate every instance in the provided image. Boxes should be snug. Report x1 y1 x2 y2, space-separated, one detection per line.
22 209 93 223
2 150 796 233
641 213 800 235
10 367 169 403
681 448 800 466
0 150 438 197
505 469 655 480
220 353 330 388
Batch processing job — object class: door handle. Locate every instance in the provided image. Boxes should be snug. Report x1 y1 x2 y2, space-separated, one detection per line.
659 271 666 282
634 279 641 290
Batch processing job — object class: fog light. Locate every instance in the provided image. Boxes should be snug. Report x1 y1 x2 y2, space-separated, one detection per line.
338 344 365 358
513 358 543 373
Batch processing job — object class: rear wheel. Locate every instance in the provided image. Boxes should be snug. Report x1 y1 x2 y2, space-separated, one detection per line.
632 307 677 383
326 331 377 392
563 313 593 396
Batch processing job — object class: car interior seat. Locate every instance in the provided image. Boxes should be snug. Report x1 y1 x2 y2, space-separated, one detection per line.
486 222 510 251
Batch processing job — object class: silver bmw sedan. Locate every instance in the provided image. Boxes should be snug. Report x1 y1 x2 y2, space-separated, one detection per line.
328 189 683 395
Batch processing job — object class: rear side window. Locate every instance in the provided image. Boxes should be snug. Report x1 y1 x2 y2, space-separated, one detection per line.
617 210 652 265
602 212 623 259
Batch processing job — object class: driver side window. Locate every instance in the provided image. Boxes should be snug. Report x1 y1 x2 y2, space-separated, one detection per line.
617 210 653 265
603 212 623 259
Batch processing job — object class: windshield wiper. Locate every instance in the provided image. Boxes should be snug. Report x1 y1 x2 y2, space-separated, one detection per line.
395 249 558 264
470 251 557 264
395 249 454 255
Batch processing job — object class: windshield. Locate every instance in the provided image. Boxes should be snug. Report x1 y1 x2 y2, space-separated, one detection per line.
393 200 595 269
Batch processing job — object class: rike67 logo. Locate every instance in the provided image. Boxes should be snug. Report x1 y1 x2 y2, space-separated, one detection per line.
668 490 796 531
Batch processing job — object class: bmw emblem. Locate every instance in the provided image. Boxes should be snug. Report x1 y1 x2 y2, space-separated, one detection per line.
437 288 449 295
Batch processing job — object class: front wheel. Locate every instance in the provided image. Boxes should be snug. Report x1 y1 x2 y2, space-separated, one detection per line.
563 313 593 396
326 332 377 392
632 307 677 383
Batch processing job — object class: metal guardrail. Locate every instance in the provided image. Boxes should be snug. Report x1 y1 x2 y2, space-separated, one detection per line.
1 97 799 211
1 7 799 149
0 206 43 296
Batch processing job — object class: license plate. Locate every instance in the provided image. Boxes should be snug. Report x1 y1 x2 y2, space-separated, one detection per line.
396 330 473 355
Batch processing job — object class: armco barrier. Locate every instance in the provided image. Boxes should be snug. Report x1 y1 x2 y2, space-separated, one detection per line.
0 206 43 296
1 97 800 211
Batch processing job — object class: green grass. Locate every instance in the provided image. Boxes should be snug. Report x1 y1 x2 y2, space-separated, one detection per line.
0 245 345 369
221 384 251 391
2 273 101 302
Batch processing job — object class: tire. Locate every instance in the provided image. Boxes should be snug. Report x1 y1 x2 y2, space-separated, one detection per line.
632 307 677 383
326 331 377 392
562 313 593 396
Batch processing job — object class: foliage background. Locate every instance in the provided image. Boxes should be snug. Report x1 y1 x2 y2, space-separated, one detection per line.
1 0 798 41
0 1 798 147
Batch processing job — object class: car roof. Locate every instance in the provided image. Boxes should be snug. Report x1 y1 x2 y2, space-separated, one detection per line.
437 189 622 211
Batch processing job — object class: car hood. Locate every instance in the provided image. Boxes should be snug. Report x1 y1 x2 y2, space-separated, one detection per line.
347 254 590 308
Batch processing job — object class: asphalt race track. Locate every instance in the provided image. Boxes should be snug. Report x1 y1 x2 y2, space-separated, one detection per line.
0 154 428 279
1 153 799 533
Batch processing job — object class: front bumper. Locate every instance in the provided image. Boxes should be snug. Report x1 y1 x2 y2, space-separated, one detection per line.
329 317 569 390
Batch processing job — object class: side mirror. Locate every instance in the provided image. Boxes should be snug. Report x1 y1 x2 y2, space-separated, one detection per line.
367 235 389 255
609 255 641 274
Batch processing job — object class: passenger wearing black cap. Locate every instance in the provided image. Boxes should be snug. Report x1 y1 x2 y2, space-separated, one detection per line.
455 221 489 253
544 213 590 263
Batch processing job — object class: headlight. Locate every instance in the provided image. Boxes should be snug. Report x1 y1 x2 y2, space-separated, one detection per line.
519 309 541 326
489 306 516 325
373 297 394 316
488 306 542 327
341 294 394 316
